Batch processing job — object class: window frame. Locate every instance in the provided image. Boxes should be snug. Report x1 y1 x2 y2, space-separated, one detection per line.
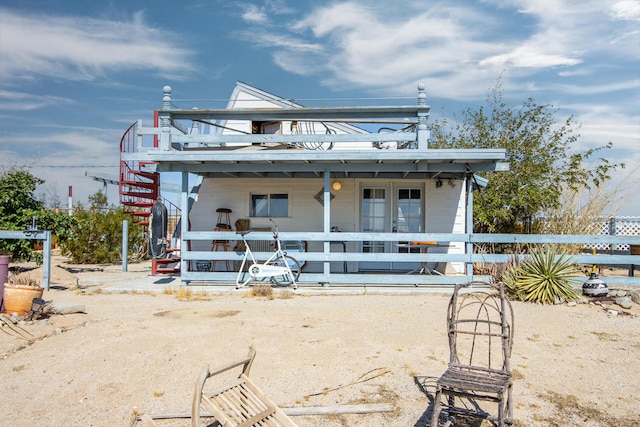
250 192 289 218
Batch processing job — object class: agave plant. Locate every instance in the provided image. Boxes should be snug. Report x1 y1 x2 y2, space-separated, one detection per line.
508 246 580 304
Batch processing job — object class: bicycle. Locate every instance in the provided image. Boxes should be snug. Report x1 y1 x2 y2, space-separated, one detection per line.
235 219 300 289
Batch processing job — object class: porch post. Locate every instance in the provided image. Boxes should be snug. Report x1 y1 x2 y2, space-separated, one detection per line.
416 82 428 150
159 86 172 150
323 170 331 280
180 170 189 285
466 175 474 277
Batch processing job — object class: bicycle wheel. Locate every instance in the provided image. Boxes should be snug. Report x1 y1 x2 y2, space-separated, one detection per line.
271 255 300 286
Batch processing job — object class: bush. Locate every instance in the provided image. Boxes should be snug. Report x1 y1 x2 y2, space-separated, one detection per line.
60 192 146 264
503 246 580 304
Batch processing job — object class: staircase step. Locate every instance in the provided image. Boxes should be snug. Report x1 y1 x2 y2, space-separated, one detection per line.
121 180 157 190
152 257 181 275
122 201 155 208
120 191 157 199
130 170 158 180
126 211 151 218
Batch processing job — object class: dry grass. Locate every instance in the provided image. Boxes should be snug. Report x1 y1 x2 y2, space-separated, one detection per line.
251 284 274 298
276 289 294 299
591 331 620 342
536 184 626 254
161 287 211 301
537 390 640 426
6 273 41 288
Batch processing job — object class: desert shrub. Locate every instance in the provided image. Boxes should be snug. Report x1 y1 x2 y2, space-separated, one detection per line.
60 192 146 264
504 246 580 304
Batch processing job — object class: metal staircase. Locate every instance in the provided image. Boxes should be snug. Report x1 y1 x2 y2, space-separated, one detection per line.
119 120 158 226
119 114 182 274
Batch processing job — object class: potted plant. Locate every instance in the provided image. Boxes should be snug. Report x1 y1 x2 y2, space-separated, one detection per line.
3 273 43 316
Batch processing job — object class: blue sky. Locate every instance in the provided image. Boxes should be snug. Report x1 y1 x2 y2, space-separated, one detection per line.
0 0 638 215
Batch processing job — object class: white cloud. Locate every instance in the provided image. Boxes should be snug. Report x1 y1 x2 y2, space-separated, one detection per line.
0 90 74 111
236 0 639 103
549 79 640 96
240 4 268 23
0 8 195 83
568 103 640 151
609 0 640 21
252 33 324 52
270 2 504 98
238 0 295 24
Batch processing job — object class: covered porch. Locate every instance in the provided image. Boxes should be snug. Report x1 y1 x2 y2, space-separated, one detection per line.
123 85 509 287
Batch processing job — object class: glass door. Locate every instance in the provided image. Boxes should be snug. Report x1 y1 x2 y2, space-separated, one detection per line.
359 185 423 271
394 187 423 271
360 187 390 270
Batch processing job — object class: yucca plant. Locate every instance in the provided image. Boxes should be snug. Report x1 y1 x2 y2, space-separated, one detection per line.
507 246 580 304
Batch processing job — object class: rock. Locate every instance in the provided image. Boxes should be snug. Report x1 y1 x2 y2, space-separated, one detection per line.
54 328 64 335
609 290 627 297
614 296 633 310
629 290 640 305
607 309 619 316
50 302 86 315
567 301 577 307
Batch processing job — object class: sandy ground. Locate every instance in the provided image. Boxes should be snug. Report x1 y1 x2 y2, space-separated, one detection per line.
1 257 639 427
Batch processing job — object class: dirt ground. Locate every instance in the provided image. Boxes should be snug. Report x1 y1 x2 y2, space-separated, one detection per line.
1 256 639 427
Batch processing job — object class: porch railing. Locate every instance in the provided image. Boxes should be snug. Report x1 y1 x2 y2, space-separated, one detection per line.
179 231 640 287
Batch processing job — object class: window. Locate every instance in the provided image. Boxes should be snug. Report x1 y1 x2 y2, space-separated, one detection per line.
251 193 288 217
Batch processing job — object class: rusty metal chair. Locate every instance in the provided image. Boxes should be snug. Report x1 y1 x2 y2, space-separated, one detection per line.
431 281 514 426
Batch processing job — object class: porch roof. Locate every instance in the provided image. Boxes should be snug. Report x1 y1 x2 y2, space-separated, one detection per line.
123 148 508 180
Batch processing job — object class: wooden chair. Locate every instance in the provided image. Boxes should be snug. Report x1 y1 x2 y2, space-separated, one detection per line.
192 347 297 427
430 281 514 426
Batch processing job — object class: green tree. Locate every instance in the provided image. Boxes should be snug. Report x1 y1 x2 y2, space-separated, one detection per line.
428 84 623 233
0 169 71 261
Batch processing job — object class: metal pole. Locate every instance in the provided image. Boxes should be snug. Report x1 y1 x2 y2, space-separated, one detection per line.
43 231 51 289
68 186 73 216
122 220 129 272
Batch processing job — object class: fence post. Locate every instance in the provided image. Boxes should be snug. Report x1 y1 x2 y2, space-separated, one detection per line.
122 220 129 272
609 218 617 253
43 231 51 289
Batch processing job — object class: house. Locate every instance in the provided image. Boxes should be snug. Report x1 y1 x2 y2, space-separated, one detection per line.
120 82 508 287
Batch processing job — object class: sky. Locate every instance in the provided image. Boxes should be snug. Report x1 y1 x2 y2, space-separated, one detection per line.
0 0 639 215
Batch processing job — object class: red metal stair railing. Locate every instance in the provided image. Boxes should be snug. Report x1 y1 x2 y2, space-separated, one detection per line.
119 120 159 226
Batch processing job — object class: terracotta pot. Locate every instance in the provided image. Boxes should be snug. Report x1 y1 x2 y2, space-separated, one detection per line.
3 285 44 316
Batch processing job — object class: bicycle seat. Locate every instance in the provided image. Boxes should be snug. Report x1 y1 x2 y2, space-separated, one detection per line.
237 230 251 236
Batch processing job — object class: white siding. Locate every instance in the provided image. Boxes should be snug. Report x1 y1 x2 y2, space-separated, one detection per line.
425 179 466 274
192 177 465 274
190 177 358 250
